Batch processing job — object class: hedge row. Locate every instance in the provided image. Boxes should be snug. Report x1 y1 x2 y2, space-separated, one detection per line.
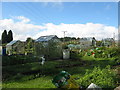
2 55 40 66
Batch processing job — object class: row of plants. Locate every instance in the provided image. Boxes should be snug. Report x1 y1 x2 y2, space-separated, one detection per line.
3 62 118 88
93 47 120 58
70 50 82 60
70 47 120 61
69 47 120 68
2 55 40 66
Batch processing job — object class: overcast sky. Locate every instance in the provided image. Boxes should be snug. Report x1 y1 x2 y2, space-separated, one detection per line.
0 2 118 41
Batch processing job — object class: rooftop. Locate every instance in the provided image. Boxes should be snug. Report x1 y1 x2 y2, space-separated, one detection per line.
35 35 57 42
6 40 19 46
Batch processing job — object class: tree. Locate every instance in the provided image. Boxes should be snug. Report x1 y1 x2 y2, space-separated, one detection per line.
7 30 13 43
2 30 8 44
92 37 96 47
96 40 102 47
25 37 34 54
77 37 80 40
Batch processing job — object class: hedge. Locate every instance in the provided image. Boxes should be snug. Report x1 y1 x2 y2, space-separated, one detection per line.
2 55 40 66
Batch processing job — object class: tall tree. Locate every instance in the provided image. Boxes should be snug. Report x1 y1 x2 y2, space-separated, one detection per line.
25 37 34 54
7 30 13 43
2 30 8 44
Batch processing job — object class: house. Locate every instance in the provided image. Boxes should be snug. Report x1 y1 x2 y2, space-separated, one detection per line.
79 37 96 49
101 38 115 47
6 40 25 55
35 35 61 42
35 35 61 48
35 35 62 60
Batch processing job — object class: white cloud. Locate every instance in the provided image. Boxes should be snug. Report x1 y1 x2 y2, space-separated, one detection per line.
0 16 45 41
14 16 30 23
0 16 118 41
35 23 118 40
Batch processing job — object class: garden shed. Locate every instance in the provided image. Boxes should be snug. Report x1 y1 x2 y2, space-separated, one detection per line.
101 38 115 47
35 35 62 60
80 37 96 49
6 40 25 55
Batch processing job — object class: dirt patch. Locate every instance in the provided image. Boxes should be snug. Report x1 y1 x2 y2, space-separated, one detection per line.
112 65 120 75
114 86 120 90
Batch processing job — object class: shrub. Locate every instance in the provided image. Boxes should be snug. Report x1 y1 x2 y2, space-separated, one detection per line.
2 55 39 66
94 47 120 58
70 50 82 60
77 65 117 88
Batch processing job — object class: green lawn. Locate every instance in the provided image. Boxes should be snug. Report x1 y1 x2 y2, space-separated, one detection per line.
3 76 55 88
2 56 119 88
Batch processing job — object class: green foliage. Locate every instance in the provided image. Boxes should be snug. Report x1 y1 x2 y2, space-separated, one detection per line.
2 58 118 88
2 30 13 44
2 30 8 44
70 50 82 60
96 41 102 47
2 61 60 81
62 44 68 49
77 66 117 88
94 50 104 58
94 47 120 59
3 76 55 88
2 47 119 88
114 57 120 65
25 37 34 54
2 55 39 66
7 30 13 43
60 37 77 42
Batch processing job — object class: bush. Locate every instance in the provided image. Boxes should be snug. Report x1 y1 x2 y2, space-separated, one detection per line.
2 55 39 66
70 50 82 60
77 66 117 88
94 47 120 58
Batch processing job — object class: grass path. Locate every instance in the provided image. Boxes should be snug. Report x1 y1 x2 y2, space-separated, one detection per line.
3 76 55 88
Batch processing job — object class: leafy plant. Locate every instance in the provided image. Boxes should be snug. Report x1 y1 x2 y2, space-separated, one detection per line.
2 55 39 66
70 50 82 60
77 66 117 88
